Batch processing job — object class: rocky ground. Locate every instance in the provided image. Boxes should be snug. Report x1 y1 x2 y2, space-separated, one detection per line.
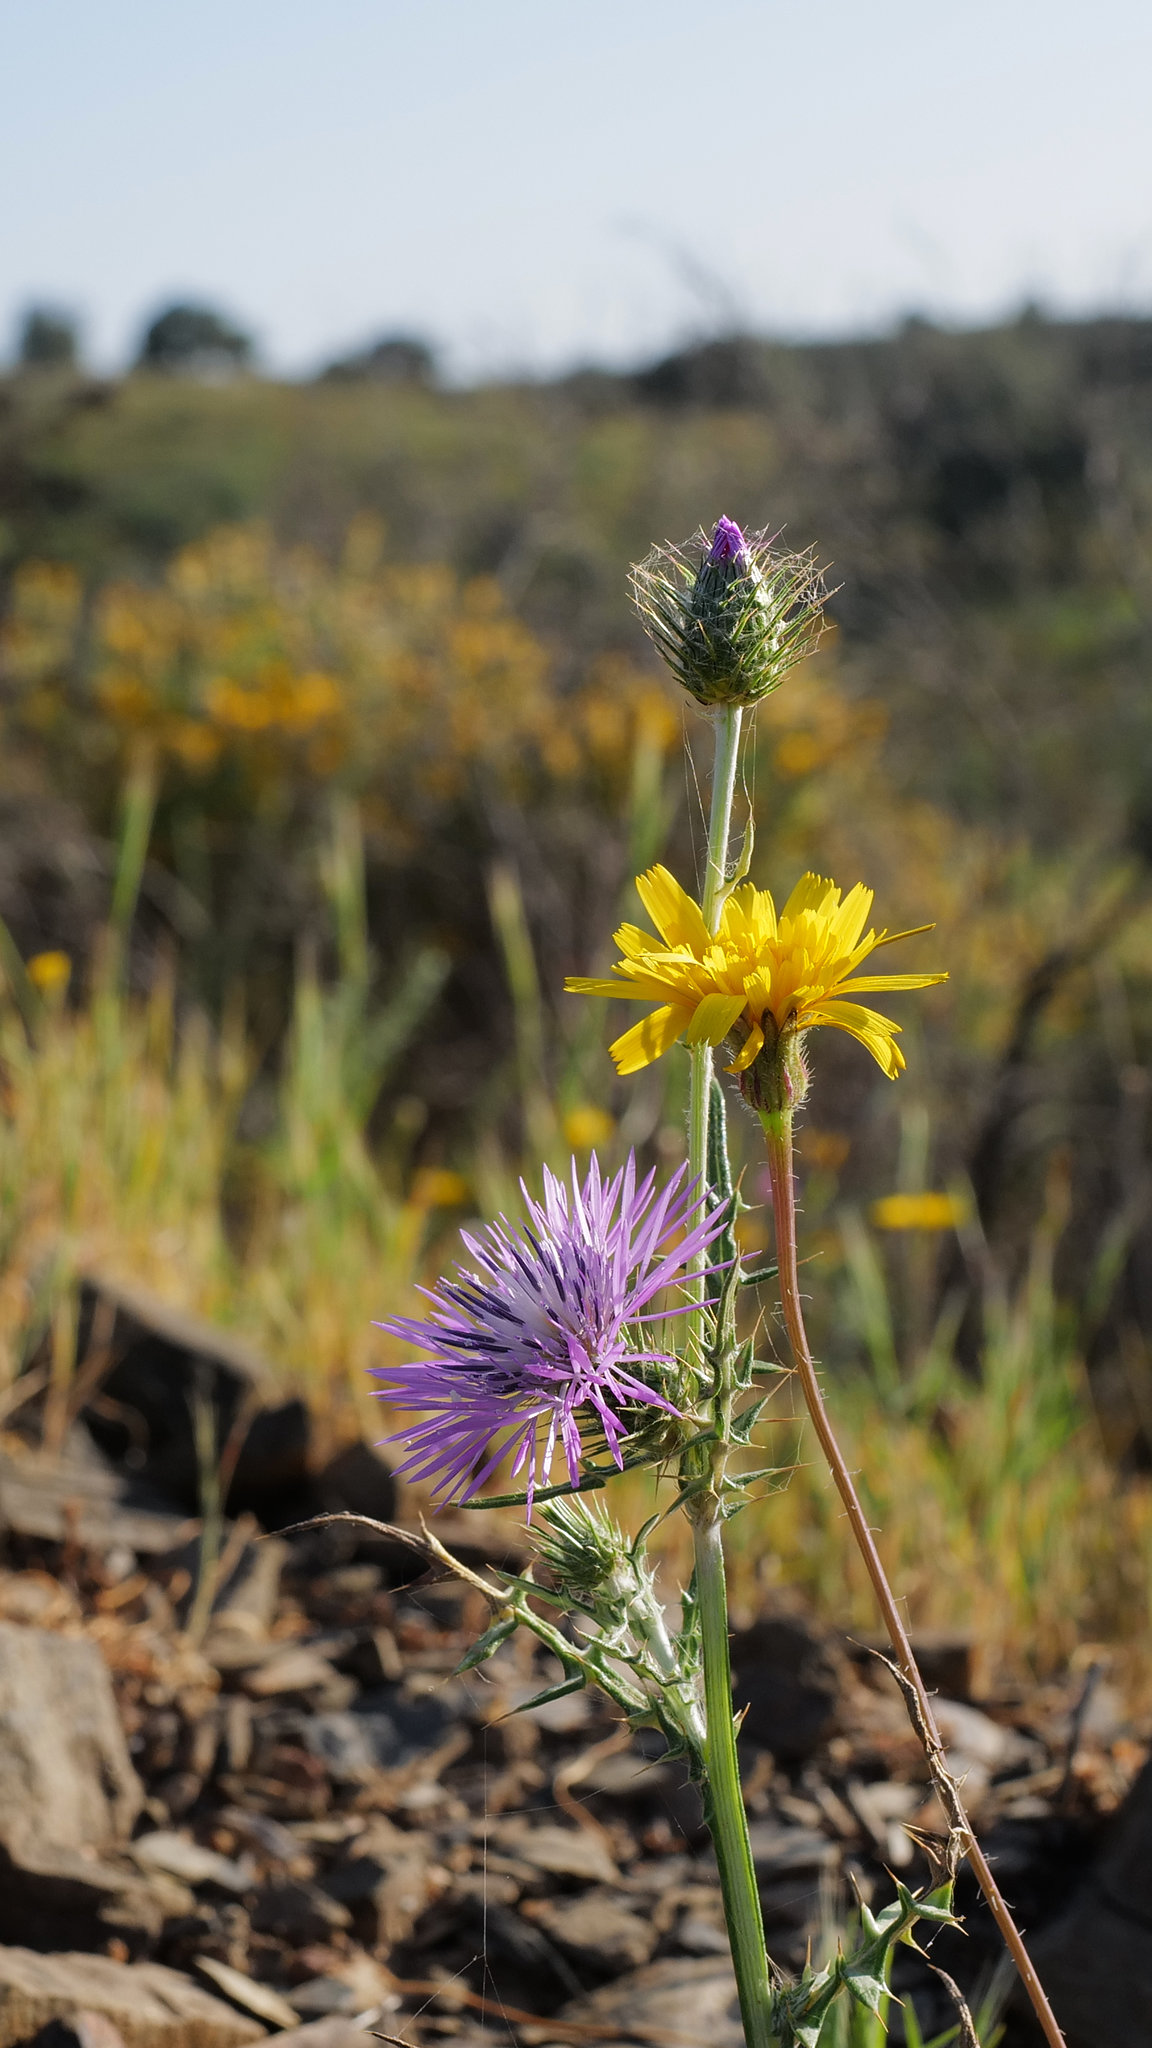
0 1281 1148 2048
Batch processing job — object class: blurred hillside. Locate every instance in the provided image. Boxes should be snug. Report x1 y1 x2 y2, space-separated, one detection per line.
3 310 1152 1667
5 310 1152 826
4 311 1152 1529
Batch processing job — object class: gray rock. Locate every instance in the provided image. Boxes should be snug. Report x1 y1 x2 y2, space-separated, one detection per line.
301 1689 462 1784
577 1748 679 1801
556 1954 742 2048
0 1838 191 1955
260 2023 379 2047
746 1821 838 1941
320 1821 437 1946
1026 1758 1152 2047
75 1270 309 1518
286 1957 391 2020
217 1807 303 1868
674 1908 730 1957
212 1535 289 1636
194 1533 290 1660
316 1440 397 1525
729 1614 848 1762
458 1901 581 1996
240 1647 350 1700
130 1832 250 1893
27 2015 127 2048
0 1448 189 1556
0 1623 142 1861
194 1959 299 2032
284 1979 358 2019
522 1888 659 1971
931 1697 1038 1785
333 1629 404 1689
745 1822 836 1877
250 1879 352 1945
847 1629 980 1700
0 1948 262 2048
486 1819 619 1885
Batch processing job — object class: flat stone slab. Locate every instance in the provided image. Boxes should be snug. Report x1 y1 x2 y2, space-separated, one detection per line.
0 1624 141 1859
259 2023 379 2047
554 1954 742 2048
0 1449 191 1555
486 1818 619 1886
0 1950 263 2048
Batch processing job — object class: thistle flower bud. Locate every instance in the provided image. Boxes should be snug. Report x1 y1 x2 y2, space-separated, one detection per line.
535 1497 633 1601
630 516 827 709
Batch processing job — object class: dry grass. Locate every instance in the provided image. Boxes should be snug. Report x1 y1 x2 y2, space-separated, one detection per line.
1 948 1149 1687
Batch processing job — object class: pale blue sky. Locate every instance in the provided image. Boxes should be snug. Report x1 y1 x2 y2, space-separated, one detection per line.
3 0 1151 377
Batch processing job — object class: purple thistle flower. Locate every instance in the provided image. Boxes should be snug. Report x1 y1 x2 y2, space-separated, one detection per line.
708 515 749 566
371 1153 727 1511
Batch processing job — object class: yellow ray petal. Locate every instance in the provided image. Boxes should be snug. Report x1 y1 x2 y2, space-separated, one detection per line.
634 866 711 954
727 1019 765 1073
613 920 666 960
781 872 840 921
609 1004 690 1075
834 971 948 995
682 991 748 1046
567 960 707 1003
565 975 639 999
721 882 777 945
826 880 875 952
807 999 905 1077
871 921 935 950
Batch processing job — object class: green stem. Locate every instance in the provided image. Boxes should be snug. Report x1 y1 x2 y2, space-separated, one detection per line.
109 746 158 965
688 705 744 1288
693 1512 777 2048
682 702 774 2047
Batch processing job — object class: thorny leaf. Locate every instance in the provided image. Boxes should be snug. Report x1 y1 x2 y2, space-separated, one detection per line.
739 1263 779 1288
455 1614 519 1672
730 1393 772 1443
770 1882 959 2048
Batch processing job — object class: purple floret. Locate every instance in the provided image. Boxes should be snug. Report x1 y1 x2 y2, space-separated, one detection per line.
371 1153 727 1510
708 515 749 565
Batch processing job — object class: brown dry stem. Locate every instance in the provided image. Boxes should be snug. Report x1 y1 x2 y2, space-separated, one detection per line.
761 1112 1066 2048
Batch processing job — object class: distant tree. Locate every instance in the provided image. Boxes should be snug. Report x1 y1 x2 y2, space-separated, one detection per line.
634 335 773 408
319 333 436 386
18 307 80 370
136 303 254 376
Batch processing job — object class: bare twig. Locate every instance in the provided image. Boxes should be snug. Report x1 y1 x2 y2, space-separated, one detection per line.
930 1966 981 2048
764 1117 1066 2048
274 1510 509 1606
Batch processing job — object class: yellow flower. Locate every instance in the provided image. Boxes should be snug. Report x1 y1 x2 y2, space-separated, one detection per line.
566 865 945 1080
26 950 71 997
870 1191 968 1232
562 1104 616 1151
410 1167 471 1209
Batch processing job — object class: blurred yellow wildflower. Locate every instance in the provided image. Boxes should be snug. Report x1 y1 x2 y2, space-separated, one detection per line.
26 951 71 998
0 525 680 865
562 1104 615 1151
871 1191 968 1232
567 865 945 1080
804 1129 852 1172
410 1167 470 1209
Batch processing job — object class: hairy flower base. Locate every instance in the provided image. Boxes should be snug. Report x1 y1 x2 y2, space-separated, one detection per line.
372 1153 727 1509
567 864 946 1083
